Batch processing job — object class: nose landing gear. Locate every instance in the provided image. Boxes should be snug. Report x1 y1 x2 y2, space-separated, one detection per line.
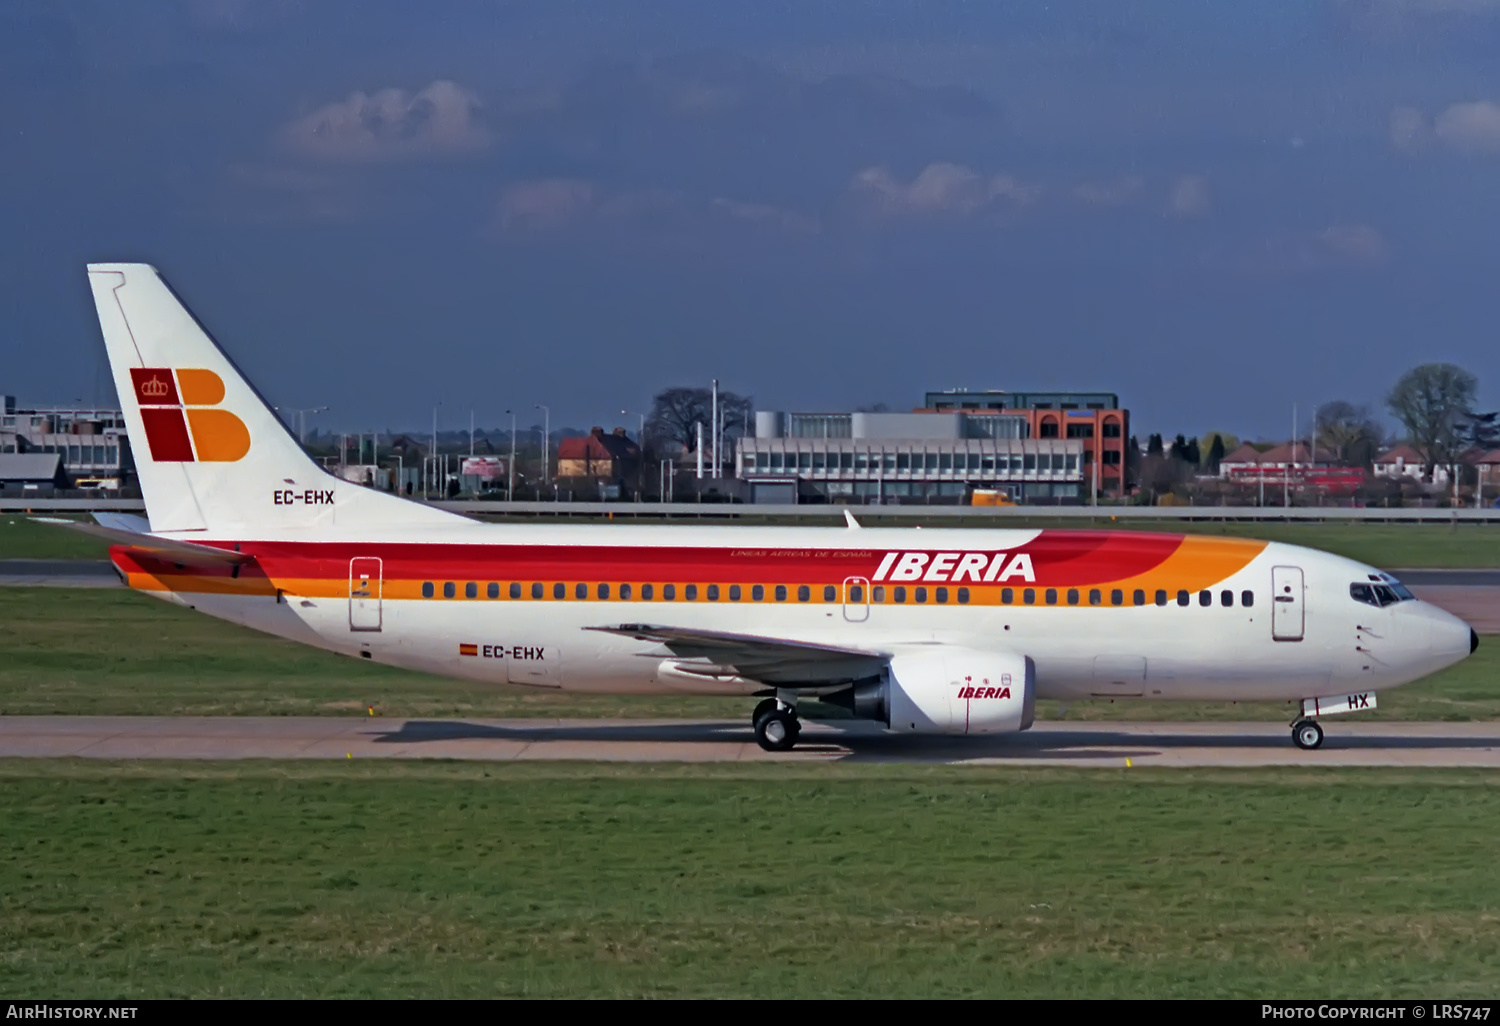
1291 719 1324 750
752 696 801 752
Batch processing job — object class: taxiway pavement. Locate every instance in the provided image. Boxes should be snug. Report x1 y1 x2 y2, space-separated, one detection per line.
1 716 1497 767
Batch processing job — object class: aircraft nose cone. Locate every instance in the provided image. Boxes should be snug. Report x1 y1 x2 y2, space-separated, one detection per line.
1473 628 1480 654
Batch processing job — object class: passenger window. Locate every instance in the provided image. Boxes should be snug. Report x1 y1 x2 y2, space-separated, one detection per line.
553 583 566 600
776 585 788 601
823 585 835 602
598 583 610 600
707 584 720 600
957 587 969 604
509 582 521 599
1155 590 1167 606
1089 589 1102 606
729 584 741 601
1002 588 1014 604
935 587 948 604
1066 588 1079 606
663 584 676 600
1199 590 1211 607
1133 589 1146 606
751 585 764 601
1176 590 1189 607
620 583 633 600
531 583 543 599
575 583 588 600
422 581 434 598
849 585 864 603
915 587 928 603
443 582 456 599
685 584 698 600
1221 590 1233 607
641 584 654 600
1044 588 1057 605
1241 590 1254 607
487 583 499 599
894 586 907 604
464 582 477 599
795 585 806 602
1110 589 1123 606
1023 589 1035 605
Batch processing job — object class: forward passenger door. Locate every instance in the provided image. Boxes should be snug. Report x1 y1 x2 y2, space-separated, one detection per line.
1271 566 1304 642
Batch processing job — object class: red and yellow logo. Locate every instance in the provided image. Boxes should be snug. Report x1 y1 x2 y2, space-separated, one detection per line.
130 368 250 463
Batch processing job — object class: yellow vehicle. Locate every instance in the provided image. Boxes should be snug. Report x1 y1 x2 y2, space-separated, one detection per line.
969 489 1017 507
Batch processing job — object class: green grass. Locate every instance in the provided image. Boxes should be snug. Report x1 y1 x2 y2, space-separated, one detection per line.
7 512 1500 567
0 516 109 560
0 761 1496 997
0 587 1495 721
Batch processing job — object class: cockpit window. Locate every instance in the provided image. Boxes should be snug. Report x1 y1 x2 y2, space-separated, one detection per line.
1351 582 1406 607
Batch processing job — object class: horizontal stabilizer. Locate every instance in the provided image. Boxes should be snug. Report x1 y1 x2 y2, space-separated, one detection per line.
31 516 252 567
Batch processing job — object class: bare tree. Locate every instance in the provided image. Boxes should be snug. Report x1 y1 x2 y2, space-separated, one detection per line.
1386 363 1478 479
647 386 753 453
1316 401 1384 468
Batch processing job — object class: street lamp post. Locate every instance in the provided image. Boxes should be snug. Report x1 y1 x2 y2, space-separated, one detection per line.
274 405 327 445
505 409 517 502
535 404 550 500
621 409 646 501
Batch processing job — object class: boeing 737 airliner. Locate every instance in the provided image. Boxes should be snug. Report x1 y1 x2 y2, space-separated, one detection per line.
67 263 1477 752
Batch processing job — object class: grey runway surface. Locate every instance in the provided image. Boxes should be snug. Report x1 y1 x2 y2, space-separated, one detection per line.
2 716 1498 767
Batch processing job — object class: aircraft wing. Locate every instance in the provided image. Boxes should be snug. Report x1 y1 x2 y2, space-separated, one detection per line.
31 515 253 568
586 623 887 687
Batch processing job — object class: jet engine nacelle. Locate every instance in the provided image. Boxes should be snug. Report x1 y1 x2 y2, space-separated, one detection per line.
880 649 1036 735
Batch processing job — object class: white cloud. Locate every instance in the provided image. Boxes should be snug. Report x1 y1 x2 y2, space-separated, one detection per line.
1165 174 1212 219
1434 100 1500 151
849 163 1041 216
1390 100 1500 152
284 80 489 161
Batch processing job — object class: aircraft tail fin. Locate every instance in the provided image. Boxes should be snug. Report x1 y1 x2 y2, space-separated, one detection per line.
86 263 464 536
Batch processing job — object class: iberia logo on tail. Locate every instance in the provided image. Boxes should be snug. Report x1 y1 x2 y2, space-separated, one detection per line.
129 368 250 462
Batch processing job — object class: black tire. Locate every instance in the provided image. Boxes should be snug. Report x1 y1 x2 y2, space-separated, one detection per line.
755 709 800 752
1292 719 1324 751
751 698 779 726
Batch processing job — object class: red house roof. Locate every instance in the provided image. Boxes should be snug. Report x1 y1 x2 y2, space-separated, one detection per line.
557 427 641 463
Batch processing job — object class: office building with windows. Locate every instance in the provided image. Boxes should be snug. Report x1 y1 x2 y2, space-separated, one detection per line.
921 389 1129 499
739 410 1084 504
0 395 132 489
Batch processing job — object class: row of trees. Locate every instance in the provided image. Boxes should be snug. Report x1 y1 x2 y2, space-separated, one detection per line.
1135 363 1493 485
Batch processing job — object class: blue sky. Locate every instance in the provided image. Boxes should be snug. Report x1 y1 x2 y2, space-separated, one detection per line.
3 1 1499 439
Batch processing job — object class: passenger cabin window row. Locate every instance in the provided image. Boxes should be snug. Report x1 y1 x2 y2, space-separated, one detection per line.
416 580 1254 607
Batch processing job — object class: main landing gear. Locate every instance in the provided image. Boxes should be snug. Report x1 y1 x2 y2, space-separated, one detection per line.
1291 719 1324 751
752 697 801 752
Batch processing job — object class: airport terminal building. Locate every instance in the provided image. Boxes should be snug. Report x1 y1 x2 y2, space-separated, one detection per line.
0 395 132 493
736 389 1128 505
738 410 1085 504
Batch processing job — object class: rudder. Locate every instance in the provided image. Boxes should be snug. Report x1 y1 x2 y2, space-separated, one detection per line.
87 263 461 536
